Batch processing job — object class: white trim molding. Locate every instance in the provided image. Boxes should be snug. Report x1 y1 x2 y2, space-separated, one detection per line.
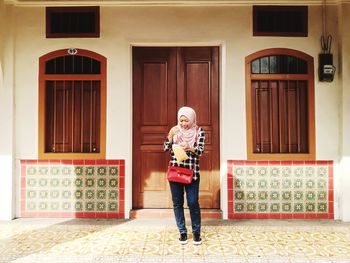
4 0 350 7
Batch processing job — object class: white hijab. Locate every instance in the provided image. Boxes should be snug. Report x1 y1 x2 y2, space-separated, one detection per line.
173 106 198 146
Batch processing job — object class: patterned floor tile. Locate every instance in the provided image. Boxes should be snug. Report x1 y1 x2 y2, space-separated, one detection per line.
0 219 350 263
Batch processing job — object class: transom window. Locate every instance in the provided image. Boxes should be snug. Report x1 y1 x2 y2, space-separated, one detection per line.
245 48 315 160
253 6 308 37
46 6 100 38
39 49 106 159
251 55 307 74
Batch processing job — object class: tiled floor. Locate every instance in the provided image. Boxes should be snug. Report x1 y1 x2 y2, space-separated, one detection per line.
0 218 350 263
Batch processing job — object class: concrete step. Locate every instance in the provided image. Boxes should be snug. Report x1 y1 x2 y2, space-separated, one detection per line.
130 209 222 219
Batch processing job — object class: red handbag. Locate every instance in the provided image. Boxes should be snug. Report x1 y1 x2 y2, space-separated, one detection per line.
167 166 194 184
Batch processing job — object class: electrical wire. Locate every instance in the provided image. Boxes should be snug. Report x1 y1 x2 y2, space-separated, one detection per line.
321 0 332 54
321 35 332 54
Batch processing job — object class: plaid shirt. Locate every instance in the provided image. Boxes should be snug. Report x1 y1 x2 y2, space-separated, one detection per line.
163 127 205 180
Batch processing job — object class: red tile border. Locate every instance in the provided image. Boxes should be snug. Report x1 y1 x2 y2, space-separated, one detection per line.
24 160 38 164
228 201 233 214
281 160 293 166
107 160 118 165
257 213 269 219
245 160 257 166
316 213 330 219
119 189 125 201
328 190 334 202
292 213 306 219
232 213 246 219
280 213 292 219
305 213 318 219
245 214 258 219
231 160 245 166
119 177 125 189
317 160 330 165
269 161 281 166
84 160 96 165
269 213 281 219
227 189 233 203
304 160 316 165
328 201 334 214
61 160 73 165
73 160 84 165
227 177 233 190
292 160 305 166
258 161 269 166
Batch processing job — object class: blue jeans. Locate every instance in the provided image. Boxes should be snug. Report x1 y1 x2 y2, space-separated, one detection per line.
169 178 201 235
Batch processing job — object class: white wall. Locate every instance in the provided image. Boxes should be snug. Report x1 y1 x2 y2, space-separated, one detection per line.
0 2 15 220
338 3 350 221
8 5 345 219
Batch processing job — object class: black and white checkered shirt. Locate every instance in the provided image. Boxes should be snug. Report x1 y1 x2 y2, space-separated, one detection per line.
163 127 205 181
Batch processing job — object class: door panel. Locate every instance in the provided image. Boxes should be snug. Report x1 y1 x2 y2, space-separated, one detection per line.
133 47 220 209
178 47 220 208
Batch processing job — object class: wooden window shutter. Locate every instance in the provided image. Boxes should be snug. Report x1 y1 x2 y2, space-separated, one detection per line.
252 80 308 154
39 49 106 160
245 48 315 160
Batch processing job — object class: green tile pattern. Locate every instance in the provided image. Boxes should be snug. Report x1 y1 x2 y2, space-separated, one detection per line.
22 163 121 214
233 164 329 214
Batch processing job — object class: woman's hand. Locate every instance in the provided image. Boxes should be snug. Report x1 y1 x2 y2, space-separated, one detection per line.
167 126 179 141
180 142 195 152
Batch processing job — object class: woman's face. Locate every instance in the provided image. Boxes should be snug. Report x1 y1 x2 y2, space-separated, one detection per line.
179 116 191 130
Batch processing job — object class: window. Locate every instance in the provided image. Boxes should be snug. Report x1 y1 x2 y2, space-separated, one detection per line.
46 6 100 38
245 48 315 160
253 6 308 37
39 49 106 159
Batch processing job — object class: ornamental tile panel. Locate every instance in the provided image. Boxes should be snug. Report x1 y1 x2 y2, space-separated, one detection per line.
228 160 333 219
20 160 125 218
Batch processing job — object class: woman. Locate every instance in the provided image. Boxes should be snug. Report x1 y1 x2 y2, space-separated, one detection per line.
164 106 205 245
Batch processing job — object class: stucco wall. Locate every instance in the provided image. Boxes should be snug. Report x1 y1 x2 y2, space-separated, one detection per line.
13 5 341 159
339 3 350 221
5 4 346 219
0 1 15 220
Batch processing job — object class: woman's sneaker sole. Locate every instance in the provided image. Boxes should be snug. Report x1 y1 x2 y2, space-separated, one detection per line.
193 239 202 245
179 239 188 245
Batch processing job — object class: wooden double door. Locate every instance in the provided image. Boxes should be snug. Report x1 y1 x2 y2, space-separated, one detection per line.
132 47 220 209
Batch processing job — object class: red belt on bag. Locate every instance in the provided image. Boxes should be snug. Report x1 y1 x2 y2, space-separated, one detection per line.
167 166 194 184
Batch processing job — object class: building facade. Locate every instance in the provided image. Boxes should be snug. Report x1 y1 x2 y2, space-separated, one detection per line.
0 0 350 221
